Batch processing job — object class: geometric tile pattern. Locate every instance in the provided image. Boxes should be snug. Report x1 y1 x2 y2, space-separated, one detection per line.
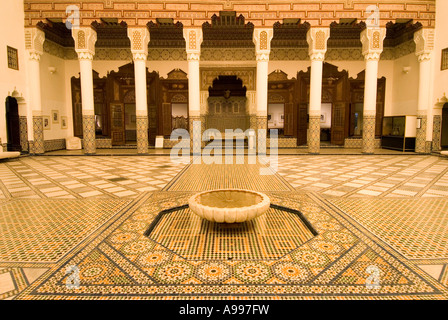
362 115 376 154
1 154 448 299
0 156 186 199
13 192 448 299
136 116 149 154
415 115 427 153
0 199 131 262
146 205 316 260
32 116 44 154
277 155 448 198
328 198 448 259
432 115 442 152
82 115 96 154
19 116 29 153
308 116 320 154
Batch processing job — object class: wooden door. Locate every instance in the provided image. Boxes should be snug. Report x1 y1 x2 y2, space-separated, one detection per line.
296 75 308 146
162 103 172 136
331 73 349 146
110 103 125 145
284 102 293 136
376 78 386 137
5 97 21 152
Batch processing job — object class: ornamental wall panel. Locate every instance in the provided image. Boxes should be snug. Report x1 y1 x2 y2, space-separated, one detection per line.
24 0 435 27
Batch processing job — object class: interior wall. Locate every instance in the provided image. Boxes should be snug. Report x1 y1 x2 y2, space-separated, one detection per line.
390 53 419 116
40 52 68 140
0 0 27 145
172 103 188 117
433 0 448 107
268 103 284 128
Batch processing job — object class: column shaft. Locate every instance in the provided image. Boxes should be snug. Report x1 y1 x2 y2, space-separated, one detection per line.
308 59 323 154
255 59 269 153
187 59 201 152
134 59 149 154
79 58 96 154
362 58 379 154
29 57 45 154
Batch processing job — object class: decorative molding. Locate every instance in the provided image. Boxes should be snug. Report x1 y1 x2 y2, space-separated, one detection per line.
24 1 436 28
200 67 256 91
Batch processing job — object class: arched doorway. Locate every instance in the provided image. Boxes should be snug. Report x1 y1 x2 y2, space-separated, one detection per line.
442 103 448 150
5 96 21 152
206 75 249 135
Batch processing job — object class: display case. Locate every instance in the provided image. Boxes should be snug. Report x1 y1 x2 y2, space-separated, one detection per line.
381 116 417 151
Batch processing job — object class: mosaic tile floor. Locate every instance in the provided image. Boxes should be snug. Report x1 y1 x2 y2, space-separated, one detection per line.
0 156 185 200
0 154 447 300
277 155 448 198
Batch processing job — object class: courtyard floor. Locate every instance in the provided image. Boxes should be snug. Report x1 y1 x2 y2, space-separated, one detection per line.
0 154 447 300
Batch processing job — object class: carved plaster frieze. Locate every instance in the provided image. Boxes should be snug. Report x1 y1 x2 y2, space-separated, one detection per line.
25 27 45 58
128 27 150 60
72 27 97 58
360 27 386 60
306 27 330 63
414 28 434 61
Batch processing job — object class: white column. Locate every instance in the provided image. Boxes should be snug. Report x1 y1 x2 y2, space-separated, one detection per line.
360 27 386 154
25 27 45 154
128 27 150 154
306 27 330 154
72 27 97 154
253 28 274 154
414 28 435 153
183 27 203 153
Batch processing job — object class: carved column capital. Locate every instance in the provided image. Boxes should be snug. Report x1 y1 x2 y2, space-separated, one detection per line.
360 27 386 60
25 27 45 59
127 27 150 61
307 27 330 61
72 27 97 59
414 28 434 62
183 27 203 61
364 52 382 61
77 52 94 61
186 52 201 61
255 53 270 62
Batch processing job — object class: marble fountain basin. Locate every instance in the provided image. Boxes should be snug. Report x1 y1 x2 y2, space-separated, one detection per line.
188 189 270 223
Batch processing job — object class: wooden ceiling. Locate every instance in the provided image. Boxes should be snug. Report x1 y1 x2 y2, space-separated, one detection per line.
39 13 422 50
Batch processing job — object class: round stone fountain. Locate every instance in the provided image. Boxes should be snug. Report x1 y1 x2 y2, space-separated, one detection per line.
188 189 270 223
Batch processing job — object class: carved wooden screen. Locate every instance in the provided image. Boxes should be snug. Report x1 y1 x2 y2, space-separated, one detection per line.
331 73 349 146
110 103 125 145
